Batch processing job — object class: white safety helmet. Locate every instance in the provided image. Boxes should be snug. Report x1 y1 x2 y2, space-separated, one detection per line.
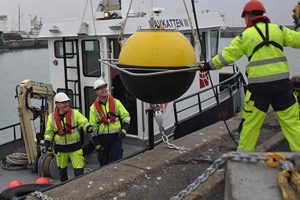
54 92 70 103
94 79 107 90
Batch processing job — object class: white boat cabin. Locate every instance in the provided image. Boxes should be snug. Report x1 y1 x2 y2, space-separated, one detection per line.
39 0 227 140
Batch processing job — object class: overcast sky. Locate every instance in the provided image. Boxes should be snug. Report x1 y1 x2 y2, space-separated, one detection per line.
0 0 298 31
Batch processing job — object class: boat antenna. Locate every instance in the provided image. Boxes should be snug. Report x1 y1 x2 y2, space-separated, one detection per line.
189 0 238 146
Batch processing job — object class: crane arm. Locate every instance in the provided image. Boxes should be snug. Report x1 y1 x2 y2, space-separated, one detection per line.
17 80 55 165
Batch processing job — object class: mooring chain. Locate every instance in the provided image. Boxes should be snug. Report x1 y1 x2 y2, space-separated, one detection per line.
30 191 53 200
170 152 289 200
154 110 188 151
170 155 228 200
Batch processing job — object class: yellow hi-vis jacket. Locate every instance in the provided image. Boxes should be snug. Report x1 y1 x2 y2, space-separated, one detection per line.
89 97 130 137
44 109 90 152
210 23 300 84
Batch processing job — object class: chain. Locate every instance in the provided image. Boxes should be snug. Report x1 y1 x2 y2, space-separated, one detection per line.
170 155 227 200
223 151 268 163
170 152 289 200
30 191 53 200
154 110 188 151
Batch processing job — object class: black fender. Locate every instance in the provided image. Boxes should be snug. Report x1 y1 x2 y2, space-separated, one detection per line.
0 184 52 200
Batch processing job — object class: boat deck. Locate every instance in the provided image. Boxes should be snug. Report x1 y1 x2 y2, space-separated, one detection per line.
0 137 147 192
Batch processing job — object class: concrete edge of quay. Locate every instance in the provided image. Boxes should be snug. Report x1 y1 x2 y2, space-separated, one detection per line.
26 111 286 200
184 131 286 200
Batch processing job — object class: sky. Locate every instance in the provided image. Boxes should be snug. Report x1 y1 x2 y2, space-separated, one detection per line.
0 0 298 32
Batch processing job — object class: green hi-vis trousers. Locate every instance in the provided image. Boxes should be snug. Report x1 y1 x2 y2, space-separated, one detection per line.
55 149 84 169
238 80 300 151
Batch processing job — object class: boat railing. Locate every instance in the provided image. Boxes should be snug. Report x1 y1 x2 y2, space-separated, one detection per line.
173 65 243 126
0 122 22 145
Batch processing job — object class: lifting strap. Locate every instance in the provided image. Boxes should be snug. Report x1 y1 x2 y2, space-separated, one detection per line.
54 107 73 135
94 95 116 125
248 20 283 61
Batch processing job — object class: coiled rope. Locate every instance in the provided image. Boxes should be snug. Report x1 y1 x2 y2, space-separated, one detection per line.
2 152 28 170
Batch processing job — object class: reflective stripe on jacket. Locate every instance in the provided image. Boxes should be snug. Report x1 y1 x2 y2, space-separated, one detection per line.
210 23 300 84
44 109 90 152
89 97 130 136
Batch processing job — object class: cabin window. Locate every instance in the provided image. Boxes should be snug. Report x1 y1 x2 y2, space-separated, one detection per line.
54 41 75 58
184 33 195 46
109 38 121 59
199 32 206 61
210 30 219 58
84 87 97 117
82 40 101 77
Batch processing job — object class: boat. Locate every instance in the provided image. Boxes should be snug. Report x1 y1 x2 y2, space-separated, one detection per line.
0 0 244 198
0 31 8 52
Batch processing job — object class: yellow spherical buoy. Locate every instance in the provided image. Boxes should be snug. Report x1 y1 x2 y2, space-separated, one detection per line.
118 29 197 104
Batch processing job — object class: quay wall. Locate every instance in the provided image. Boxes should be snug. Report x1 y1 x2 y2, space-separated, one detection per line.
27 110 287 200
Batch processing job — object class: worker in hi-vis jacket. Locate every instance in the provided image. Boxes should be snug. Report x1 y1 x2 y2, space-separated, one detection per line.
89 79 130 167
200 0 300 152
44 92 94 182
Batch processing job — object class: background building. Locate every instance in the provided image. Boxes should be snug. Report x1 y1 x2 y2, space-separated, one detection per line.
0 15 7 33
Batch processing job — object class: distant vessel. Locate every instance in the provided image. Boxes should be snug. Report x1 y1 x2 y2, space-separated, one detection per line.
28 15 43 38
3 4 43 41
0 15 8 51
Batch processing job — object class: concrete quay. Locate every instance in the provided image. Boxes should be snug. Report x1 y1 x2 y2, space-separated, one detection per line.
27 110 286 200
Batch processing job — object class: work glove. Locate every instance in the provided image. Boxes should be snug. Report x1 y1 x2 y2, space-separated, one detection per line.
291 75 300 88
199 62 212 72
95 144 104 153
91 137 104 152
96 145 104 154
86 125 95 134
42 140 51 153
119 129 127 138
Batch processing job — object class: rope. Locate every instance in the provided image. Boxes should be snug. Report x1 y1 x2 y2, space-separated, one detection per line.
189 0 238 146
81 0 89 23
90 0 97 36
2 153 28 170
278 170 297 200
118 0 134 46
290 170 300 194
182 0 198 47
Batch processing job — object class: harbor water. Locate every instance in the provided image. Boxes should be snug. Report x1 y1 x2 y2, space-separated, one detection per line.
0 48 49 144
0 38 300 144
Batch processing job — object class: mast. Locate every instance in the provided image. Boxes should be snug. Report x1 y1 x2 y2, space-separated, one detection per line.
18 4 20 31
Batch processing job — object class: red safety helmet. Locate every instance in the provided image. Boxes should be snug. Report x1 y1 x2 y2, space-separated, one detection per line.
241 0 266 18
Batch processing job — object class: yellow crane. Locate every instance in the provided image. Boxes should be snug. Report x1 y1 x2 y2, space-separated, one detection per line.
17 80 54 166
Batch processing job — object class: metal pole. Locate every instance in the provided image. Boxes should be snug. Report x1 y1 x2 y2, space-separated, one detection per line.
146 108 154 150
